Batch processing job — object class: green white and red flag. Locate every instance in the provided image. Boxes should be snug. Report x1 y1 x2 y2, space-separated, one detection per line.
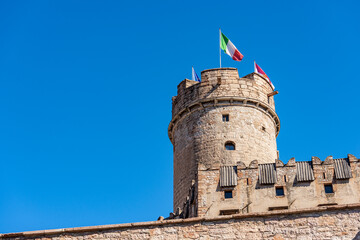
220 31 243 61
254 61 275 90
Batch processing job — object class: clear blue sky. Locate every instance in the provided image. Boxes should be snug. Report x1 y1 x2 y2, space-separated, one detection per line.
0 0 359 234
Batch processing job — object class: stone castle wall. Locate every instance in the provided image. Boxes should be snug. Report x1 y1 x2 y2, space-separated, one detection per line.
196 154 360 217
170 68 280 214
3 67 359 239
2 204 360 240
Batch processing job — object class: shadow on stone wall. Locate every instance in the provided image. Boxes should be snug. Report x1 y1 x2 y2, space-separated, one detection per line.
353 231 360 240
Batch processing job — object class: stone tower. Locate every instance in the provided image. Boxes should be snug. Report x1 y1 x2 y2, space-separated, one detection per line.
168 68 280 217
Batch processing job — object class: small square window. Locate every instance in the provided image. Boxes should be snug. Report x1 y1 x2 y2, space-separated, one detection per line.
275 187 285 196
324 184 334 194
222 114 229 122
224 191 233 199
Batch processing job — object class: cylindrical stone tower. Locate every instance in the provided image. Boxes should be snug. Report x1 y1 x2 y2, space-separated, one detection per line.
168 68 280 217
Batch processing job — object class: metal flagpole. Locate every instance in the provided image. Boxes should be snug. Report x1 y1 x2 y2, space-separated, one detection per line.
219 28 221 68
192 66 195 81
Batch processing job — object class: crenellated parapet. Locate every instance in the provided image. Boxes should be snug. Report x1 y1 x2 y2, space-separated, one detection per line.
196 154 360 216
169 67 357 219
171 68 276 118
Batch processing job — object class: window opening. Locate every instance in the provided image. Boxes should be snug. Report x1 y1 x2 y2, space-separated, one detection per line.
224 191 233 199
324 184 334 194
275 187 285 196
222 114 229 122
220 209 239 215
225 142 235 150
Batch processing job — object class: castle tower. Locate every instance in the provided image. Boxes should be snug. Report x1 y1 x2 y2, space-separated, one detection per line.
168 68 280 217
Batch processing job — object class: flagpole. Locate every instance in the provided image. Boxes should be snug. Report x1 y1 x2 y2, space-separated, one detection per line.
219 28 221 68
192 66 195 81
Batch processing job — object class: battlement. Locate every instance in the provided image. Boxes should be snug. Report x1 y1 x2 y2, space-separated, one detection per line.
1 60 358 239
176 154 360 218
169 66 358 221
169 68 280 144
172 68 276 118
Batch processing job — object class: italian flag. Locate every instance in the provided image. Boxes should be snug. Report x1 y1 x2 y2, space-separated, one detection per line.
220 31 243 61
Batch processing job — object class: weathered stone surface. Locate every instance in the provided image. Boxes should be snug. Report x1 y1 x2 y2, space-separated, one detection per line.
4 68 358 239
170 68 279 216
169 68 360 219
2 205 360 240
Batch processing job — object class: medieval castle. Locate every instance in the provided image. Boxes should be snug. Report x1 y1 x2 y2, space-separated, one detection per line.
2 68 360 239
168 68 359 220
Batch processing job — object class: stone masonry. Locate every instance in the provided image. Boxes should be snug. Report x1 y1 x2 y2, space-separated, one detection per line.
169 68 280 215
168 68 360 220
2 67 359 239
2 204 360 239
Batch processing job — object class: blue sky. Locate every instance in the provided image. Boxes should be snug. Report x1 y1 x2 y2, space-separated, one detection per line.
0 0 359 233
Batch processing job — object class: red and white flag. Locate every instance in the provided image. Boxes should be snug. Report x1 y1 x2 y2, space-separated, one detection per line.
254 61 275 90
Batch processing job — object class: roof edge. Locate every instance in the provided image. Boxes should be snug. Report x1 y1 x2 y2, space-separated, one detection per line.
2 203 360 238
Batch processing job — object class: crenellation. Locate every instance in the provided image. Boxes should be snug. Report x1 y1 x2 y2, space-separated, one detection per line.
2 66 359 239
169 68 359 220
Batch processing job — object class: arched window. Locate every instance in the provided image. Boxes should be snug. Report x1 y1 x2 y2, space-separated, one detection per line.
225 141 235 150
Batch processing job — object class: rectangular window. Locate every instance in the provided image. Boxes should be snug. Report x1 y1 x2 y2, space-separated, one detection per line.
324 184 334 194
220 209 239 215
222 114 229 122
275 187 285 196
224 190 233 199
269 206 288 211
